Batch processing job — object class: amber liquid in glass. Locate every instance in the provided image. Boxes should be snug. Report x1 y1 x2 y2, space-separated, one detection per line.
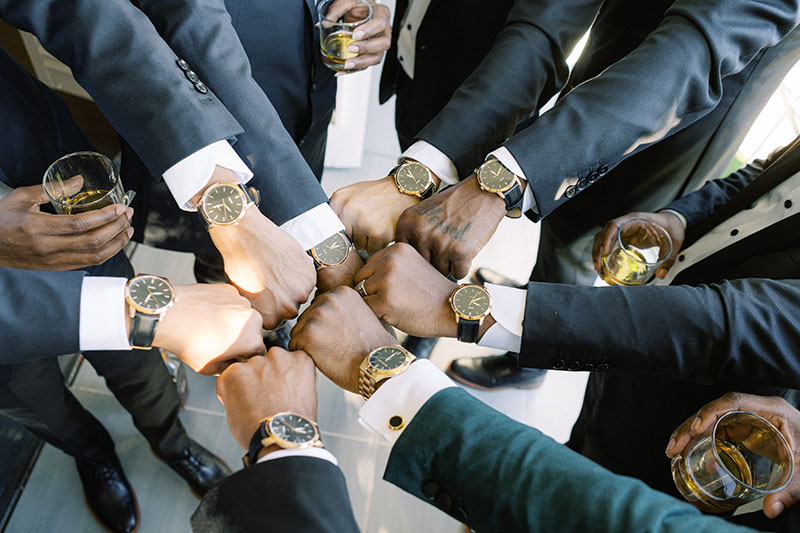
600 247 649 286
674 440 754 513
62 188 114 214
321 31 358 71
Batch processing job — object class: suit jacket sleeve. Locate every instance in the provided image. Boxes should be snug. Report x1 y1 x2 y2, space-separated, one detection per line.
518 278 800 388
503 0 800 220
191 457 360 533
415 0 603 178
384 387 754 533
0 267 86 363
0 0 244 179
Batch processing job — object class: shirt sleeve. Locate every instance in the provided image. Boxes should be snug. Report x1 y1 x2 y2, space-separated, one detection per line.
255 447 339 466
476 283 526 353
490 147 537 215
161 140 254 211
358 359 456 444
79 276 131 351
279 203 347 251
401 140 460 186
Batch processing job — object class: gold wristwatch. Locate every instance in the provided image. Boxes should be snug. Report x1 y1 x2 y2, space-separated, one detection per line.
476 157 523 218
391 160 437 199
449 284 492 343
358 345 416 401
125 274 176 349
243 411 324 467
198 182 260 229
308 231 354 269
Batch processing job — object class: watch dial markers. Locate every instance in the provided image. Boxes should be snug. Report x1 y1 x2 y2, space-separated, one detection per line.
396 162 431 193
270 414 317 445
128 276 174 310
452 285 491 318
313 233 349 266
369 347 407 371
479 160 515 191
203 184 245 224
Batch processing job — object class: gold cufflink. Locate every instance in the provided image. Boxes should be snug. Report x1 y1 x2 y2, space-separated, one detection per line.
388 415 404 431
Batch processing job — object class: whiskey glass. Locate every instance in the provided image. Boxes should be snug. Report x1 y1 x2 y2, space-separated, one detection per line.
599 218 672 286
318 0 373 73
43 151 134 214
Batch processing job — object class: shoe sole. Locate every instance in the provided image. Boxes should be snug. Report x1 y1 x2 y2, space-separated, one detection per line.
83 490 140 533
446 369 546 391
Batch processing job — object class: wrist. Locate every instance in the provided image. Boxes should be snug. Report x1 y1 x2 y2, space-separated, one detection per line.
468 174 507 217
255 444 283 461
190 165 238 208
316 245 363 292
477 314 497 341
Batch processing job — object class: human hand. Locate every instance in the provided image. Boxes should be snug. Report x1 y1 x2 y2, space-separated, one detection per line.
354 242 458 337
316 245 364 292
210 208 317 329
330 176 419 253
290 286 397 393
592 211 685 279
325 0 392 71
216 348 318 451
395 174 506 279
0 178 133 270
149 284 265 375
665 392 800 519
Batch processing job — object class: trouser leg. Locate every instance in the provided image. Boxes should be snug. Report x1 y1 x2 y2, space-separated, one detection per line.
530 218 599 286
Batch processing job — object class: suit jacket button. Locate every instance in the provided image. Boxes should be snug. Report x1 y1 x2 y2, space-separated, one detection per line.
595 363 609 371
565 185 577 198
551 359 565 369
598 165 609 176
577 178 588 190
453 506 468 522
581 362 594 371
422 480 439 499
566 360 580 371
185 70 200 83
587 171 599 183
176 59 190 71
194 82 209 94
435 493 453 512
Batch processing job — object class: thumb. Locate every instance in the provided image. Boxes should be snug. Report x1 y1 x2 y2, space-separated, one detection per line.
11 183 53 207
39 175 85 206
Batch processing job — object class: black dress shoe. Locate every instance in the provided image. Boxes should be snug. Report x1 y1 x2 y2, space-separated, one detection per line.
471 268 526 289
402 335 439 360
157 440 232 496
75 457 138 533
447 353 547 390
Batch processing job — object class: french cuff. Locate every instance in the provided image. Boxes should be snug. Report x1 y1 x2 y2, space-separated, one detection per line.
162 140 253 211
401 141 459 186
477 283 525 352
79 277 131 352
279 203 346 251
358 359 455 445
489 147 537 214
659 209 688 230
255 447 338 467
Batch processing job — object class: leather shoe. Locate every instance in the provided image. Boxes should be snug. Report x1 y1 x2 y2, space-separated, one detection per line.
402 335 439 360
471 268 526 289
157 440 232 496
447 353 546 390
75 456 138 533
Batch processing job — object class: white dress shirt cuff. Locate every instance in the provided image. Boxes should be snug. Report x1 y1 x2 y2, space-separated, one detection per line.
477 283 526 353
162 140 253 211
79 276 131 352
489 147 536 214
358 359 456 445
255 447 338 466
659 209 688 230
279 203 346 251
401 141 459 186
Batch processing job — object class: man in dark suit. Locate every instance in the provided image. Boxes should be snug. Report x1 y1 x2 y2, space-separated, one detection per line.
195 314 795 532
351 135 800 530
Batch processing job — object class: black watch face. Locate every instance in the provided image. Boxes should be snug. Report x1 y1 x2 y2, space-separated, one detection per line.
269 413 317 445
128 275 174 311
452 285 491 319
396 162 432 194
478 159 515 192
369 346 408 371
202 183 245 224
312 233 349 266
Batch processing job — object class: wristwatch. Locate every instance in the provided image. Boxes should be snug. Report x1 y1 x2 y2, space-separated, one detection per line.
476 157 523 218
243 411 324 467
391 160 436 199
198 182 260 229
308 231 354 269
125 274 176 350
358 345 417 401
449 284 492 343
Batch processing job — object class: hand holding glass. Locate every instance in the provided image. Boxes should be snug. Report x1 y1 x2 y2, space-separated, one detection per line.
671 410 794 513
43 151 134 215
318 0 373 73
599 218 672 286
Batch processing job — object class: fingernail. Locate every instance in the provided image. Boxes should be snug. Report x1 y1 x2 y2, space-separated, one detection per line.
344 61 355 70
127 227 134 237
126 207 134 219
347 44 358 53
665 437 676 455
353 30 364 40
772 502 784 516
690 416 702 433
115 205 125 216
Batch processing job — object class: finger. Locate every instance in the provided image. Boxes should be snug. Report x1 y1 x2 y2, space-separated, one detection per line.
351 17 388 41
591 230 605 271
599 220 621 258
764 486 800 519
353 259 378 285
57 226 134 268
45 203 131 236
352 229 368 252
344 53 384 70
32 175 86 206
60 210 132 251
350 32 391 55
366 231 387 254
450 256 471 280
362 294 385 318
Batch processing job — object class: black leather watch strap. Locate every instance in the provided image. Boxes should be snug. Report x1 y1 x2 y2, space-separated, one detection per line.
457 319 480 343
503 182 523 218
244 419 269 467
129 313 159 349
419 182 436 199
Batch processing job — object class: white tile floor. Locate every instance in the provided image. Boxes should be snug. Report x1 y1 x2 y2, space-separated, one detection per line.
6 61 588 533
